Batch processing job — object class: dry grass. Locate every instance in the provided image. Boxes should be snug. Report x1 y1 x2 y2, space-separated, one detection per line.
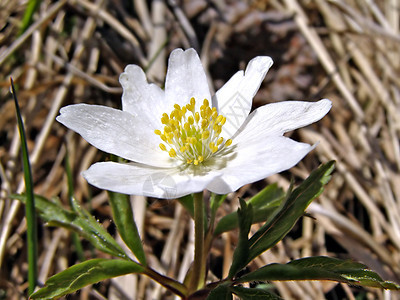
1 0 400 299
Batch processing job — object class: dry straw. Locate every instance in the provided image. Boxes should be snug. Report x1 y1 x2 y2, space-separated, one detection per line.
1 0 400 298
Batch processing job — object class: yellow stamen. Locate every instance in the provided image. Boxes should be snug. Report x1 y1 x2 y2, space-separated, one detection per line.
220 116 226 125
169 148 176 157
209 142 218 153
161 116 169 124
201 119 208 129
202 131 210 140
155 97 232 165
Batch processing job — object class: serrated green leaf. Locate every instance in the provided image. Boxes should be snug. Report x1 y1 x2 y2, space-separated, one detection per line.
108 191 147 265
228 199 253 278
214 184 284 237
248 161 335 262
64 147 85 261
236 256 400 290
12 194 127 259
231 286 282 300
30 259 144 299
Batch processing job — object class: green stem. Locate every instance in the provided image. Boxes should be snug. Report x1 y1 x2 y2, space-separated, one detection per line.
143 266 188 298
189 192 206 292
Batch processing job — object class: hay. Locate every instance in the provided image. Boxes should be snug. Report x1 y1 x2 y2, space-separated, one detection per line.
1 0 400 298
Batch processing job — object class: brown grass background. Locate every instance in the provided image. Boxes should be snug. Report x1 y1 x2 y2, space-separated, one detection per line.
1 0 400 299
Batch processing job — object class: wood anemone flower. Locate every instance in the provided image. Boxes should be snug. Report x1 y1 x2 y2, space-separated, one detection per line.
57 48 331 199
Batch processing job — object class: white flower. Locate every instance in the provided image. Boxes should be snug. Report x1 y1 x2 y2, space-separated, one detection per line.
57 48 331 199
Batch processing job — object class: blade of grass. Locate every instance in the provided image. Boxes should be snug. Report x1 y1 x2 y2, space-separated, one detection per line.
10 78 37 295
19 0 42 36
143 38 169 73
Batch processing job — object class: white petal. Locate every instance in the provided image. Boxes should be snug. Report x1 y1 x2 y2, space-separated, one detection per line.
206 137 315 194
233 99 332 143
213 56 273 139
83 162 222 199
119 65 166 128
56 104 172 167
165 48 211 109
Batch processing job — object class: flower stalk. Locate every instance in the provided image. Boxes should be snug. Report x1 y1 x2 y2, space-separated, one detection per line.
190 192 206 293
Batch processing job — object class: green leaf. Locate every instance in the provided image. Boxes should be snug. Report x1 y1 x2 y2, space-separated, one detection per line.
30 258 144 299
236 256 400 290
11 78 38 295
247 183 285 209
177 194 194 218
210 193 227 213
12 194 127 259
210 193 227 223
214 184 284 237
248 161 335 262
231 286 282 300
228 199 253 278
64 147 85 261
108 191 147 265
206 283 233 300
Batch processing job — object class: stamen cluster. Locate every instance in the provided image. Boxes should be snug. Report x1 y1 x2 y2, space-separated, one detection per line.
155 98 232 165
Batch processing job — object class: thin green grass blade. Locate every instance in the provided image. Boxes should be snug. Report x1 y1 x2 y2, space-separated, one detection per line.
18 0 42 35
143 38 169 73
10 78 37 295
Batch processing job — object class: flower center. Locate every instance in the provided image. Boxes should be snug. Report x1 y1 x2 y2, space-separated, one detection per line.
154 97 232 165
